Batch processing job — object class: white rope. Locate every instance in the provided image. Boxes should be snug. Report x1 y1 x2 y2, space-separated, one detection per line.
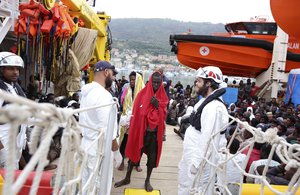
3 122 18 195
189 108 300 195
0 90 117 195
13 124 59 194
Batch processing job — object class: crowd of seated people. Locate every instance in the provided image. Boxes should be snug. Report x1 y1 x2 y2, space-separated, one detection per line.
166 81 197 139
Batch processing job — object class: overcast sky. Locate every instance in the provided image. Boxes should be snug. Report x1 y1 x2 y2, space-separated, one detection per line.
94 0 274 24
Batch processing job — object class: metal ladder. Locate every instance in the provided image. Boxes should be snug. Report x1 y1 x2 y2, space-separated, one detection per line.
0 0 20 44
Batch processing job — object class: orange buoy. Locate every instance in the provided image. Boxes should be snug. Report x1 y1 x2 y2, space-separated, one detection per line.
270 0 300 38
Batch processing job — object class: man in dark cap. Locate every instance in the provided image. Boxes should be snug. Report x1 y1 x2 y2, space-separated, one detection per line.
79 60 119 195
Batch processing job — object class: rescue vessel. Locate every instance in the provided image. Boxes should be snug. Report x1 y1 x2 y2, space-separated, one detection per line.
170 18 300 77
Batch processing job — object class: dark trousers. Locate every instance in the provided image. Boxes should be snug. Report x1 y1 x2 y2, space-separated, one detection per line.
142 131 158 168
129 131 158 168
120 133 128 156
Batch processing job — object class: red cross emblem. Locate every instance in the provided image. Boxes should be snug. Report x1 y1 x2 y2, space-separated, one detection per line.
199 46 210 56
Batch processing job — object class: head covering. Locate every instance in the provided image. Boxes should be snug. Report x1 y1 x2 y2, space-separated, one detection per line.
67 100 77 107
196 66 223 84
228 103 236 111
125 71 169 167
0 52 24 68
94 60 118 75
122 72 145 111
196 66 227 89
276 117 284 125
247 106 255 120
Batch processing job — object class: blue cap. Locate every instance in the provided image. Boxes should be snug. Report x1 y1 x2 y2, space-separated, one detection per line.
94 60 118 75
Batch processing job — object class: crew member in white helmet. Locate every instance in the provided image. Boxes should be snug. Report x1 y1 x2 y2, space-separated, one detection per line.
0 52 27 169
178 66 229 195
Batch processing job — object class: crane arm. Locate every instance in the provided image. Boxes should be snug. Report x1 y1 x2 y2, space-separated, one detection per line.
61 0 109 37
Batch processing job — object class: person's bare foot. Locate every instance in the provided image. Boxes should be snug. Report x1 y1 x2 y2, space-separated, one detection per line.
135 166 142 172
44 164 57 171
145 180 153 192
118 162 124 171
114 178 130 188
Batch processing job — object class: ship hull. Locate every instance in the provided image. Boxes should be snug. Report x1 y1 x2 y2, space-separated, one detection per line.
170 35 300 77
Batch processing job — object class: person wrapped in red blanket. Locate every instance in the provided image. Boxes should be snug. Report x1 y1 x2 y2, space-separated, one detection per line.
114 71 169 192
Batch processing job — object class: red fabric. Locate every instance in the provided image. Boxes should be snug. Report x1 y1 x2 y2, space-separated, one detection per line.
125 72 169 166
242 147 261 173
250 85 260 97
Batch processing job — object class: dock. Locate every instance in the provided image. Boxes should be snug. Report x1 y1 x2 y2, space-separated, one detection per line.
111 125 183 195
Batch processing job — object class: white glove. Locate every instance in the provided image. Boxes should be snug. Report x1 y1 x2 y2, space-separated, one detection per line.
119 115 128 127
126 115 132 124
120 112 132 127
113 150 122 168
16 124 27 150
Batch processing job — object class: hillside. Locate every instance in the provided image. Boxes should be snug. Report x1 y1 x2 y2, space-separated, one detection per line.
109 18 226 55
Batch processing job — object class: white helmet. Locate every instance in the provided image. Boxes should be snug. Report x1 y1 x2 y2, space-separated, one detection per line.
0 52 24 68
196 66 223 84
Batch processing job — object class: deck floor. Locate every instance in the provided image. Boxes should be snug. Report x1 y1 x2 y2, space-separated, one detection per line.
111 125 183 195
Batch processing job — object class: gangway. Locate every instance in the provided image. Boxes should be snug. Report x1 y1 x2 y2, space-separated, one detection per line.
256 26 289 98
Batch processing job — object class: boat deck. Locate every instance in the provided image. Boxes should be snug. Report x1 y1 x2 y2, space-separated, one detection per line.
111 125 183 195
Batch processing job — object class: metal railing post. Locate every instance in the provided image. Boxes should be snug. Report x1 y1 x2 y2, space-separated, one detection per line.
99 103 117 195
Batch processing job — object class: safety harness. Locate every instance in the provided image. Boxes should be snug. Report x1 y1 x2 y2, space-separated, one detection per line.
0 79 26 107
189 88 226 133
